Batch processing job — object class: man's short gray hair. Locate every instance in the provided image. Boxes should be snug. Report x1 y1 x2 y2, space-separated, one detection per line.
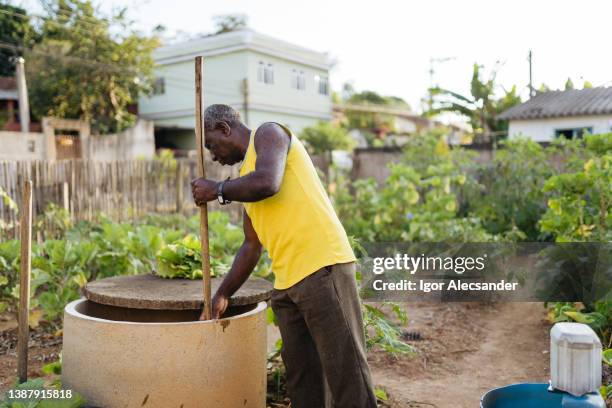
204 104 242 131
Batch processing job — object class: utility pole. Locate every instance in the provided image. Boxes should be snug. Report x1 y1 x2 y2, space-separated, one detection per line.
15 57 30 133
528 50 534 98
241 78 249 126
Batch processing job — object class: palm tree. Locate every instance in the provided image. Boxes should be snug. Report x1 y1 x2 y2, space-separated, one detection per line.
427 63 521 143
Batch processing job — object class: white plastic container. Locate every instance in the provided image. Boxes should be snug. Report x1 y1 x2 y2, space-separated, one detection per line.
550 322 602 397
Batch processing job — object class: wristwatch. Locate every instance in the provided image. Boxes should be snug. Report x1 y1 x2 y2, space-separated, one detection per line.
217 178 232 205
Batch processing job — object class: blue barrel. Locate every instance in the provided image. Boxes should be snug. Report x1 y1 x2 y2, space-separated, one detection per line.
480 383 606 408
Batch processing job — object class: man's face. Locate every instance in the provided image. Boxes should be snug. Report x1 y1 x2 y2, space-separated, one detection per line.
205 126 243 166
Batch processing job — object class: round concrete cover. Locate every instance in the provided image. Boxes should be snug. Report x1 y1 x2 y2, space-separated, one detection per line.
83 274 273 310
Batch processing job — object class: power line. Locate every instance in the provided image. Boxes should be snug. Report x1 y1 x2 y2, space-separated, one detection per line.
0 7 136 42
0 41 141 75
0 6 107 31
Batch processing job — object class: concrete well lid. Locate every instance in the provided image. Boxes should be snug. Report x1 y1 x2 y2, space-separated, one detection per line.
83 274 273 310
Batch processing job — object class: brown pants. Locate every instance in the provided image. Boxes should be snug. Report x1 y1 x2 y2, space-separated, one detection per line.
271 262 377 408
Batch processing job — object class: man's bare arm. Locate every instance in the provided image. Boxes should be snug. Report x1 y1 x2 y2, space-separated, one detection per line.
221 123 290 202
207 210 262 319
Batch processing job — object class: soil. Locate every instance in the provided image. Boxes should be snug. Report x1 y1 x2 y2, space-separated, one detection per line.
368 302 551 408
0 314 62 393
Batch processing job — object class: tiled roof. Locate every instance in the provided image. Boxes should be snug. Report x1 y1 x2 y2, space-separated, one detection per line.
498 87 612 120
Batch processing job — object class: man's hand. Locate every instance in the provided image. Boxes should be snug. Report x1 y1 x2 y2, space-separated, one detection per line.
199 293 229 320
191 178 219 206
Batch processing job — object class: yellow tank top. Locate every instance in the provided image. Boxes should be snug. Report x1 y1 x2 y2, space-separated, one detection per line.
239 123 356 289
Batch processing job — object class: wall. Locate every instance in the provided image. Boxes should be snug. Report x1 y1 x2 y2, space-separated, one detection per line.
88 120 155 160
0 131 46 160
351 147 403 184
508 115 612 142
0 120 155 161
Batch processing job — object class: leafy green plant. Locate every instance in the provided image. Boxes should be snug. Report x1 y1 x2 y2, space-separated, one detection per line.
374 388 388 401
603 348 612 366
601 349 612 401
0 186 18 235
0 205 271 322
363 303 413 355
156 234 208 279
462 138 554 241
547 302 610 348
35 204 72 240
42 354 62 376
333 131 496 243
541 134 611 348
540 158 611 242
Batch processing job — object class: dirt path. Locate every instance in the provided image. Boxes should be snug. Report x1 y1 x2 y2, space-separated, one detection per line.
370 302 550 408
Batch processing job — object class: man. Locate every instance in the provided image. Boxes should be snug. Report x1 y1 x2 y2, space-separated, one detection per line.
191 104 377 408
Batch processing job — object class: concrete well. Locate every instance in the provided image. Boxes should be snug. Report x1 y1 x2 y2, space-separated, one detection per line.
62 299 268 408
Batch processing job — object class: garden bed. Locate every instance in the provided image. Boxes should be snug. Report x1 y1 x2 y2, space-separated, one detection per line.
0 315 61 393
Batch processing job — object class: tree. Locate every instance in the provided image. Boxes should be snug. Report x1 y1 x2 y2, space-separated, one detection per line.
539 83 551 92
342 90 410 141
564 77 575 90
494 85 522 135
212 14 248 34
0 4 37 76
427 63 522 143
300 121 353 180
25 0 159 134
347 90 410 110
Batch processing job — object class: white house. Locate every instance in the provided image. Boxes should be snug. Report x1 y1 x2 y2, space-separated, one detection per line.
138 29 333 151
499 87 612 142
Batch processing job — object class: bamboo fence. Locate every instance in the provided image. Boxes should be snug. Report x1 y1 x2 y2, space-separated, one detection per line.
0 158 240 240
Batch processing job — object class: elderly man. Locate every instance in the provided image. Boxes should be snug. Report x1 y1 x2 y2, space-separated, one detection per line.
191 104 376 408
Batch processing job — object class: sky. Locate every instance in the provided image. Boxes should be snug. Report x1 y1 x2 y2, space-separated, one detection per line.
14 0 612 115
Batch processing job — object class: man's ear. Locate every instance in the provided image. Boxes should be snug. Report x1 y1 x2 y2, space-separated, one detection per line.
217 121 231 137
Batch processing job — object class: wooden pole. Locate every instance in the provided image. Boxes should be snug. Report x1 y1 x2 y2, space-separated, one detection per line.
17 180 32 383
62 181 69 213
195 56 212 320
175 161 183 214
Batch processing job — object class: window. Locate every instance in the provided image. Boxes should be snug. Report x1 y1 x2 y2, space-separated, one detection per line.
554 127 593 140
258 61 274 84
315 74 329 95
291 69 306 90
257 62 264 82
153 77 165 95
